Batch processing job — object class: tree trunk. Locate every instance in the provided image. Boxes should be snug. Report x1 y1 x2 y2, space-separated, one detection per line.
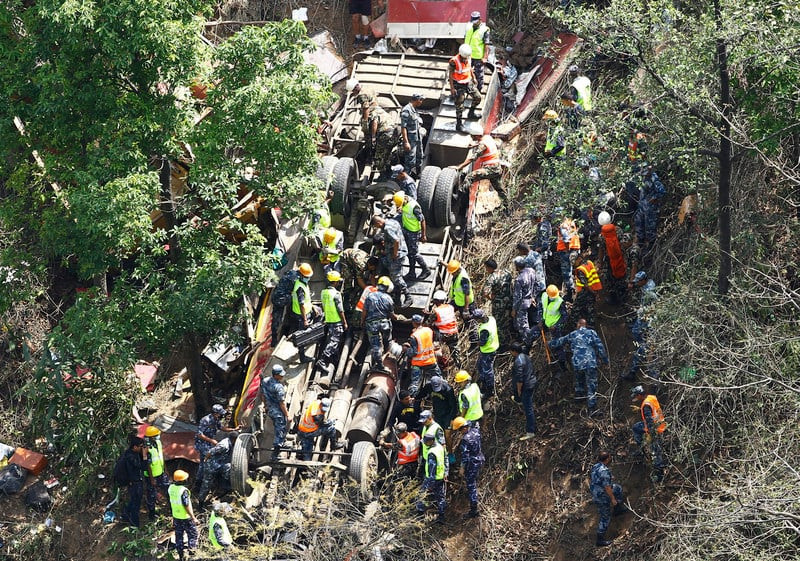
182 334 212 420
715 0 732 295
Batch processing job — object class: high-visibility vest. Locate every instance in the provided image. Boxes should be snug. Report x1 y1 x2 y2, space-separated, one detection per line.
420 421 443 460
411 326 437 366
434 304 458 335
627 133 645 162
460 383 483 421
144 438 164 478
356 285 378 312
575 261 603 292
478 316 499 354
556 219 580 251
168 484 189 520
298 400 324 433
474 135 500 169
572 75 592 111
451 270 474 307
208 512 231 549
545 123 565 156
317 206 331 229
401 200 422 233
321 230 342 262
321 286 342 323
641 395 667 434
464 24 489 60
425 443 446 480
541 294 563 328
397 432 421 465
601 224 627 280
291 279 311 316
450 55 472 84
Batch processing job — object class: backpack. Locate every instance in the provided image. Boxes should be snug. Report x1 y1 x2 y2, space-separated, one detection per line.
113 453 129 487
271 270 300 307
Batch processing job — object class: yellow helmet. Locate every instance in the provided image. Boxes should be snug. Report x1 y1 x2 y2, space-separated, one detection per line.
323 227 338 244
173 470 189 482
326 270 342 283
298 263 313 277
451 416 467 430
546 284 559 298
543 109 559 121
446 259 461 274
393 191 406 207
454 370 471 383
144 426 161 437
377 276 392 287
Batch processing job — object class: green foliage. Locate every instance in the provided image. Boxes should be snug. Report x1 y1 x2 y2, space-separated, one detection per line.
107 525 161 560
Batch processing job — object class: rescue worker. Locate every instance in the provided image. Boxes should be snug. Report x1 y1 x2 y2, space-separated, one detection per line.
361 276 399 369
464 11 490 92
389 390 422 433
626 129 647 166
194 404 238 490
121 435 144 528
556 212 581 300
391 164 418 199
169 470 199 561
589 451 625 547
512 256 536 345
297 397 342 460
568 64 592 112
417 375 458 435
349 0 372 47
444 259 478 344
449 43 482 132
317 271 348 375
339 247 370 292
311 190 333 236
454 416 484 518
473 309 499 396
198 431 238 509
483 258 513 337
426 290 460 367
393 191 430 281
634 165 666 250
455 370 483 425
620 233 641 289
572 252 603 327
416 432 447 524
400 93 425 177
549 319 609 416
540 285 568 370
453 125 507 205
510 342 538 440
260 364 289 460
319 226 344 272
404 314 442 396
419 409 446 461
597 212 628 306
380 422 420 479
143 426 170 520
288 262 315 363
559 92 585 130
371 215 411 307
516 242 546 307
269 266 300 347
624 271 658 380
531 208 554 263
542 109 565 158
208 502 233 551
631 385 667 482
366 102 398 177
497 48 518 116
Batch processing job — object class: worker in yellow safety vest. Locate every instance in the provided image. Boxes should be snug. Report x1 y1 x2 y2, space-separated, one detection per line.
454 370 483 425
168 470 198 561
473 309 499 396
317 270 348 375
289 262 314 364
208 502 233 550
464 11 491 92
143 426 170 520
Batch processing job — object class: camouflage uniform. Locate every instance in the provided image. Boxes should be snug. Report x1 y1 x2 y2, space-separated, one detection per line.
634 172 666 246
339 248 369 289
363 289 395 365
396 174 418 200
194 413 222 486
367 105 398 176
484 269 512 334
270 269 300 346
417 444 448 520
400 101 424 176
261 375 287 459
198 438 233 505
380 218 409 299
629 279 658 379
513 267 536 344
590 461 623 535
558 220 579 294
460 423 485 513
549 326 609 410
170 485 198 559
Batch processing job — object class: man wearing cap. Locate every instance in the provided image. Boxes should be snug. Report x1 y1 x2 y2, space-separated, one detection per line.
590 451 625 548
121 435 145 527
425 289 460 367
453 416 484 518
416 431 448 524
143 426 170 520
453 127 508 206
510 343 538 439
417 375 458 434
380 422 420 480
391 165 418 199
194 404 238 490
371 215 411 307
512 255 536 345
630 385 666 482
404 314 441 396
624 271 658 380
419 409 446 463
549 319 609 417
198 430 239 508
568 64 592 113
261 365 289 460
317 270 348 375
443 259 479 345
393 191 430 282
389 390 422 434
362 276 399 369
449 43 482 132
297 397 342 460
366 100 399 178
473 309 499 396
464 11 491 92
483 258 512 337
401 93 425 177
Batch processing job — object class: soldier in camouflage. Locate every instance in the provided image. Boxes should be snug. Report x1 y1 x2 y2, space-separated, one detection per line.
549 319 609 416
512 256 536 345
260 365 289 460
371 215 411 307
366 102 399 178
270 267 300 347
589 451 625 547
482 258 512 336
624 271 658 380
361 277 398 369
454 416 484 518
197 431 238 508
400 93 425 177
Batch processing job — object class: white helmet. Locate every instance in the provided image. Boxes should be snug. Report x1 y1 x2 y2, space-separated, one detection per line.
345 78 360 92
467 122 484 136
597 211 611 225
320 397 332 411
458 44 473 58
433 290 447 302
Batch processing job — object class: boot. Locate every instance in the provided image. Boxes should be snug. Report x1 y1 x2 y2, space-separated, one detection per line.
400 290 412 307
596 533 612 547
467 106 481 120
417 267 431 281
463 502 479 518
298 348 313 364
456 114 465 132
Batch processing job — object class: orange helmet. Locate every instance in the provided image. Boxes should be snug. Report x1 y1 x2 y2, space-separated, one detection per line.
546 285 559 298
173 470 189 482
298 263 313 277
446 260 461 274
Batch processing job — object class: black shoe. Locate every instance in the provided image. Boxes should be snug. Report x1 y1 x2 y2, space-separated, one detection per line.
417 269 431 281
400 293 412 307
596 533 612 547
331 440 345 450
467 110 482 120
299 355 314 364
456 119 465 132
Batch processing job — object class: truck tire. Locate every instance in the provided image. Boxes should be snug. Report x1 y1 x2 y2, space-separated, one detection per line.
316 155 338 188
231 432 255 496
331 157 356 217
348 441 378 499
433 167 460 227
417 165 441 224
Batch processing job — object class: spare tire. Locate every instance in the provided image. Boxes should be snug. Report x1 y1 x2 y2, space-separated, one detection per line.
316 155 338 188
231 433 255 496
331 157 356 217
417 165 441 224
348 441 378 499
433 167 460 227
